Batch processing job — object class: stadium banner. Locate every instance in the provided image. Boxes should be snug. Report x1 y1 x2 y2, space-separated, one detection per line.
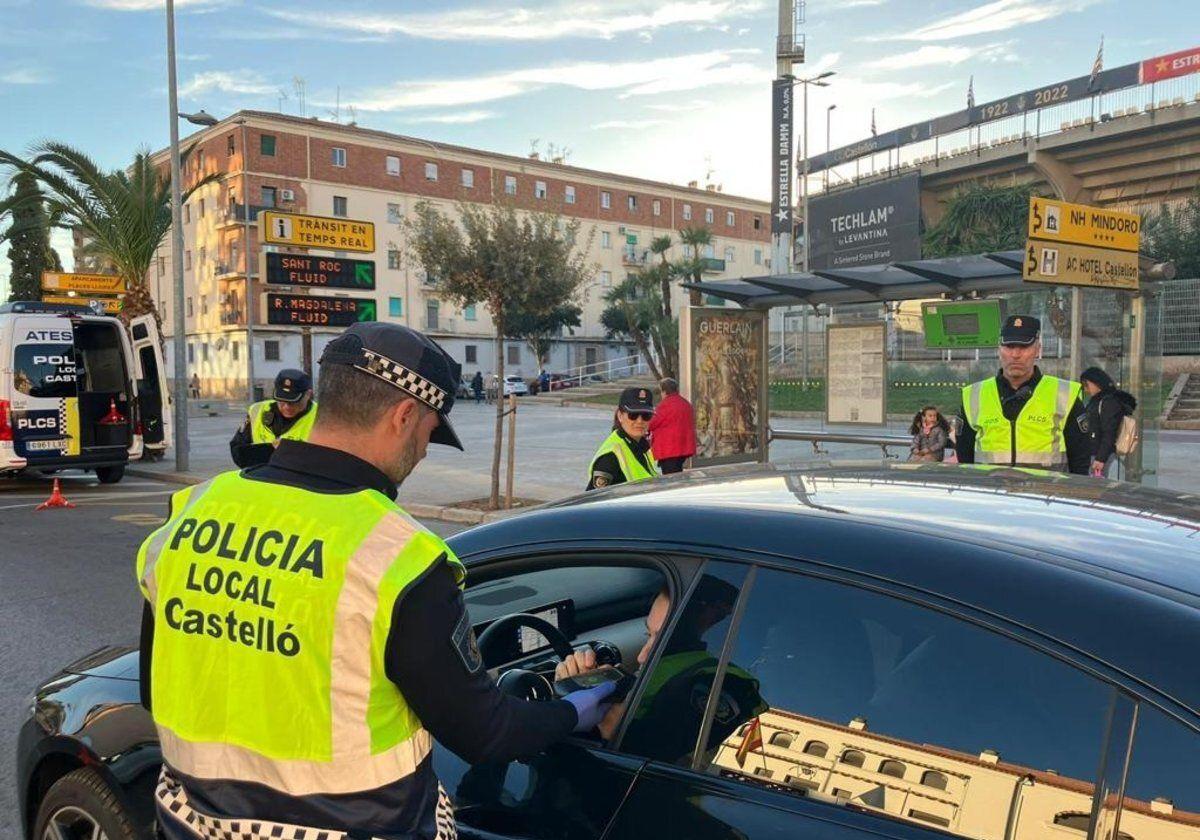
808 173 922 270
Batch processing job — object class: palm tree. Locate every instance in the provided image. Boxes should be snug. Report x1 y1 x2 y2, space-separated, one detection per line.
600 275 665 383
922 182 1036 258
650 234 674 321
677 225 714 306
0 142 216 322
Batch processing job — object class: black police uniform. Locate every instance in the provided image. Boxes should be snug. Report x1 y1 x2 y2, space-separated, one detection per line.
228 369 315 468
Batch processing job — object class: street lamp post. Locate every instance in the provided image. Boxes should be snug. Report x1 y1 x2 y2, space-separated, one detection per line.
825 104 837 190
798 71 834 274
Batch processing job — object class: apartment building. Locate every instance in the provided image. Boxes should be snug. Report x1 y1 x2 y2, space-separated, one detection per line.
147 111 772 397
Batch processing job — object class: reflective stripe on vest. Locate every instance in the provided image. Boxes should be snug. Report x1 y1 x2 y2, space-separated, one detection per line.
963 376 1079 471
248 400 318 445
589 430 658 483
135 470 465 797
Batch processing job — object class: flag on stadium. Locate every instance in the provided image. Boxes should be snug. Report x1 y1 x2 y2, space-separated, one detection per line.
1090 36 1105 88
736 717 763 767
967 76 975 109
870 108 877 137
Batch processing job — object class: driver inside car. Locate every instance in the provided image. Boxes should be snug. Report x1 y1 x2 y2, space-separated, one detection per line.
555 577 766 763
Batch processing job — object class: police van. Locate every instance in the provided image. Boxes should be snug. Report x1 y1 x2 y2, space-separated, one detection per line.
0 300 171 484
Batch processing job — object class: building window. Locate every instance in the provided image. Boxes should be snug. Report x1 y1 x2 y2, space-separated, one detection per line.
464 304 476 321
724 246 735 264
229 243 239 272
682 203 692 221
186 295 193 316
832 788 853 799
389 296 403 317
185 250 192 271
802 741 828 758
752 767 773 779
157 256 165 276
726 210 735 227
840 750 865 767
535 181 547 199
184 204 190 224
426 299 439 330
565 185 576 204
920 771 948 791
705 207 714 224
232 341 239 361
386 155 401 176
785 776 819 791
908 811 950 828
387 203 402 224
768 732 793 749
507 345 520 365
505 175 517 195
878 760 906 779
600 191 611 209
627 194 637 211
601 231 611 249
201 342 209 362
187 344 193 363
753 215 762 230
227 134 236 155
754 248 763 265
198 248 206 272
465 345 477 363
264 340 280 361
387 249 401 270
199 198 206 218
600 270 611 287
461 168 474 188
261 186 277 208
260 134 276 156
424 162 438 181
652 199 661 216
333 196 348 217
331 147 347 167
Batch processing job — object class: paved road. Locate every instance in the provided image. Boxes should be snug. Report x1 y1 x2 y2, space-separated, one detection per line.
0 471 466 838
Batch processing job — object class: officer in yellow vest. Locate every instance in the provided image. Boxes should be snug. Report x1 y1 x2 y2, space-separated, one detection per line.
138 323 617 840
228 368 318 467
587 387 658 490
955 315 1089 473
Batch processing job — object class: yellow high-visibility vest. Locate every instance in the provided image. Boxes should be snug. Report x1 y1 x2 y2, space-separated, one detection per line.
963 375 1080 471
589 430 657 484
248 400 318 445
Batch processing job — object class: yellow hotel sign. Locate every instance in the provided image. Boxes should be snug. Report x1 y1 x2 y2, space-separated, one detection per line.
1027 197 1140 253
1023 241 1139 290
41 272 126 294
259 211 375 253
42 294 124 314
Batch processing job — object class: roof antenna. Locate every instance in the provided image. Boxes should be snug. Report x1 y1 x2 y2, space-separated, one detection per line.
292 77 306 117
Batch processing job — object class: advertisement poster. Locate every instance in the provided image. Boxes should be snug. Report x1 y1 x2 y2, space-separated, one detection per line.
682 307 768 466
826 323 886 426
808 173 922 270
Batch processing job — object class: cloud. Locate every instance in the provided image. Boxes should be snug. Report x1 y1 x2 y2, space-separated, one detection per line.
866 41 1016 70
262 0 763 42
0 67 49 84
875 0 1098 41
407 110 497 124
591 118 666 129
348 50 767 112
647 99 712 112
840 0 886 7
180 70 275 98
83 0 228 9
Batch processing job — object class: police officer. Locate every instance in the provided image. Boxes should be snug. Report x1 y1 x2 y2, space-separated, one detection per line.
229 368 317 467
587 386 658 490
137 323 617 840
955 315 1089 473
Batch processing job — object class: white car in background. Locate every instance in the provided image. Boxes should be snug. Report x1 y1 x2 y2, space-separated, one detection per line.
503 375 529 396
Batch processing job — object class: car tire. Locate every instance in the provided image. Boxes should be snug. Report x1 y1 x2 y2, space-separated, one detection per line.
33 767 139 840
96 465 125 484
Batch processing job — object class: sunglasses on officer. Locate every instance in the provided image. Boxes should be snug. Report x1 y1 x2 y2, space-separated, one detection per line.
624 410 653 422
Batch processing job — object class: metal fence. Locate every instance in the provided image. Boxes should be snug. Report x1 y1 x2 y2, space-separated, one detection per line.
1160 278 1200 356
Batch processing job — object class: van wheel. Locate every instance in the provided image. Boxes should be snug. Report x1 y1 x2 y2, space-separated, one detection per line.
33 767 139 840
96 465 125 484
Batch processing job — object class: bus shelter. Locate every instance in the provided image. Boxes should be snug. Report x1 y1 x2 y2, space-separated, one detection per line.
682 250 1171 484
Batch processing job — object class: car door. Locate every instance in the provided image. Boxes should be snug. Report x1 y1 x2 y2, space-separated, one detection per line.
128 314 171 451
607 560 1131 840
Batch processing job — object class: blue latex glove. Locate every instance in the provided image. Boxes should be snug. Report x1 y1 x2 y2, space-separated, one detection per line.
563 680 619 733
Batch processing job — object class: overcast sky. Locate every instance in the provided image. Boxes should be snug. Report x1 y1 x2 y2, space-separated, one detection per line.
1 0 1196 292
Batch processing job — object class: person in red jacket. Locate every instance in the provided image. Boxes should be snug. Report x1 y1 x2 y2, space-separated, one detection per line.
648 378 697 474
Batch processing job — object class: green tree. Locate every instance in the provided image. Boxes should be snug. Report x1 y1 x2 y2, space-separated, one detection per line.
1143 191 1200 278
650 234 674 320
923 182 1037 258
505 302 582 370
676 225 714 305
0 171 61 301
600 274 665 383
406 199 593 508
0 142 216 322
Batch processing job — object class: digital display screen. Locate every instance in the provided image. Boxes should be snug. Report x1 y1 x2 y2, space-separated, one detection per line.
943 312 980 336
519 606 560 654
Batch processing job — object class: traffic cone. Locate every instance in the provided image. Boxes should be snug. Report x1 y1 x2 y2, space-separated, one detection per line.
35 478 76 511
100 398 126 425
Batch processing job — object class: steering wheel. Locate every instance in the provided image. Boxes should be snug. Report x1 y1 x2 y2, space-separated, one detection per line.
477 613 577 701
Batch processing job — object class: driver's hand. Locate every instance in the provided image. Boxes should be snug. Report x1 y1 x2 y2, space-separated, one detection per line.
555 647 597 680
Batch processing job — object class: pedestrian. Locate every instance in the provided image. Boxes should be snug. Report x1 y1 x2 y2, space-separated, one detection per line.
1080 366 1137 478
955 315 1089 474
136 323 616 840
539 369 551 393
648 378 696 474
471 370 484 404
587 386 658 489
189 372 200 399
908 405 950 462
487 372 499 404
228 368 317 468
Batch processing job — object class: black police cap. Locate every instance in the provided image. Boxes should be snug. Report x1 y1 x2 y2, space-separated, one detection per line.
319 323 463 450
273 369 311 403
1000 315 1041 347
618 386 655 415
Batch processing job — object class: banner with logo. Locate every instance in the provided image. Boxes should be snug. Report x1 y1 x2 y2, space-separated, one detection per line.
1141 45 1200 83
770 78 794 235
808 173 922 270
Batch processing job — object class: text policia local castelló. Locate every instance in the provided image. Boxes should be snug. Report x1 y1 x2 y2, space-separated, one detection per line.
159 517 326 658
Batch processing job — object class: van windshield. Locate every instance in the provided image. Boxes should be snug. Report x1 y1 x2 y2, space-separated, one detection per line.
13 344 78 398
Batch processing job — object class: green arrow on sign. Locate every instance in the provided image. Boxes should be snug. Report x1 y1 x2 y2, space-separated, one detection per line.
354 262 374 287
356 300 377 322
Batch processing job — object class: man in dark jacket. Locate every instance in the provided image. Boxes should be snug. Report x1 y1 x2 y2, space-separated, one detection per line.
1081 366 1137 477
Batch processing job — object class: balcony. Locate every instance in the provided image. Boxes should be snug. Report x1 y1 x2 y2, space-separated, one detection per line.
701 257 726 273
425 316 456 333
622 249 651 267
217 203 272 229
219 308 244 326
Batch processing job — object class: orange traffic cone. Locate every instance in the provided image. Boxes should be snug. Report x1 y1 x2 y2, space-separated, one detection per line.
100 398 126 425
35 478 76 511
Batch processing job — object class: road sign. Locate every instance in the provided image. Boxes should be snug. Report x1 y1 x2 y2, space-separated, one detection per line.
1027 197 1140 253
42 294 123 314
259 211 375 253
266 293 376 327
1022 241 1139 290
261 253 376 290
41 272 126 295
921 300 1003 348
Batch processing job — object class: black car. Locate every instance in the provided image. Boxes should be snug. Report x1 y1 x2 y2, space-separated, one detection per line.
17 464 1200 840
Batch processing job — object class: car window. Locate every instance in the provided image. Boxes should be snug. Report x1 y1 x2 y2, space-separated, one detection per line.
619 561 753 767
1104 705 1200 840
699 567 1116 839
13 344 78 398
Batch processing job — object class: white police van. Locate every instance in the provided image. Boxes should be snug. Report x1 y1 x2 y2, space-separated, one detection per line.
0 300 171 483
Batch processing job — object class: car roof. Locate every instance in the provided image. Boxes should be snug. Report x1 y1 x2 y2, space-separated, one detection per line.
448 462 1200 717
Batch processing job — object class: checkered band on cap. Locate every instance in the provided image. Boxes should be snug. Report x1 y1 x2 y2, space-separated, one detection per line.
354 349 448 412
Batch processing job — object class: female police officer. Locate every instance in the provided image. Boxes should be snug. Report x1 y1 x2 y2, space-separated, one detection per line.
587 386 658 490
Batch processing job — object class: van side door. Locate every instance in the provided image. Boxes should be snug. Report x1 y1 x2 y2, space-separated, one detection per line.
128 314 171 450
